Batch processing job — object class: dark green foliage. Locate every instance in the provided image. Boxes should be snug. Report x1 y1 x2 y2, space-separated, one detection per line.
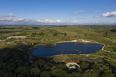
30 67 40 76
64 33 67 36
70 72 81 77
53 33 57 36
0 46 116 77
112 47 116 52
80 61 89 70
31 32 44 36
31 27 39 29
39 32 44 35
3 72 12 77
51 68 69 77
40 71 51 77
105 32 108 36
0 31 20 33
85 34 87 36
43 65 51 71
91 64 101 74
17 74 25 77
83 69 98 77
77 67 82 73
110 29 116 32
56 64 67 70
16 66 30 75
31 32 38 36
101 70 115 77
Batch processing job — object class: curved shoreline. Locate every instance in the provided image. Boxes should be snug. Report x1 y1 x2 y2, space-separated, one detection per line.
28 40 105 59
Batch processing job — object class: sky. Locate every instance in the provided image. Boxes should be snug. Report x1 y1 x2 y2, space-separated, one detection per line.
0 0 116 25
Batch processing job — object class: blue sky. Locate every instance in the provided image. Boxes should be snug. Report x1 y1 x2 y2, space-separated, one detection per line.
0 0 116 25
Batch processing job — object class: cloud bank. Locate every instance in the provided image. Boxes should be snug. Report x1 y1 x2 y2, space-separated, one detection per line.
0 13 15 17
102 11 116 17
37 19 61 23
0 13 116 25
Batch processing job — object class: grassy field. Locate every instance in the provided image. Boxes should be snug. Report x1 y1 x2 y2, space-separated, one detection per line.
0 25 116 63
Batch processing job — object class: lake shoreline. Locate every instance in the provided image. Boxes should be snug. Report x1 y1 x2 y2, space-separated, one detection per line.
29 40 104 58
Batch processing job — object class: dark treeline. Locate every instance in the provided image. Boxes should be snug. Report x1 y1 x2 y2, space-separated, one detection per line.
0 27 16 29
0 31 21 33
0 46 116 77
110 29 116 32
31 27 40 29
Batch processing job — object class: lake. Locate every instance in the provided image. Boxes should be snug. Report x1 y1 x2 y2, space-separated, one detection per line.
32 42 103 57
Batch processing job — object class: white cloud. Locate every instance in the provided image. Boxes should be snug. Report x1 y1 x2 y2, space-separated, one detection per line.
0 16 24 21
74 10 85 14
44 19 55 23
37 19 61 23
71 20 82 23
102 11 116 17
9 13 15 17
109 21 116 23
93 15 100 18
95 10 101 12
71 20 77 23
56 20 61 23
0 13 116 25
96 22 98 23
0 13 15 17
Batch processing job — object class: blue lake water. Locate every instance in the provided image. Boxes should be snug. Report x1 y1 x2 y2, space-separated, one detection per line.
32 42 103 57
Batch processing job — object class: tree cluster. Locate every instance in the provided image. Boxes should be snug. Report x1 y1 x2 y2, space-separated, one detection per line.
0 46 116 77
31 32 44 37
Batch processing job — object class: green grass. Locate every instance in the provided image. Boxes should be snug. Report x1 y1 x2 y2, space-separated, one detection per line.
0 25 116 63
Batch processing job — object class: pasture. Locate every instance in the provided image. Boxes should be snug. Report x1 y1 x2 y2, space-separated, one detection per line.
0 25 116 62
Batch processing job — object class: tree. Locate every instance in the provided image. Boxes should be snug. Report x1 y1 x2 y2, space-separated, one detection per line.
40 71 51 77
83 69 99 77
31 33 35 37
91 64 101 74
80 61 89 70
101 70 115 77
32 60 46 70
64 33 67 36
51 69 68 77
30 67 40 76
53 33 57 36
39 32 44 35
105 32 108 36
85 34 87 36
70 72 81 77
56 64 67 69
43 65 51 71
16 66 30 75
17 74 25 77
77 68 82 73
113 47 116 52
3 72 12 77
